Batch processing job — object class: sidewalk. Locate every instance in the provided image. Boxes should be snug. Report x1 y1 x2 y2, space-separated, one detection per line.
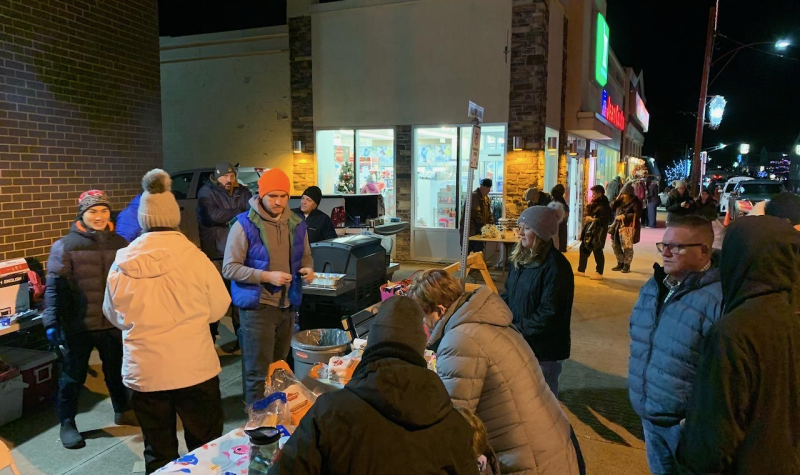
1 225 666 475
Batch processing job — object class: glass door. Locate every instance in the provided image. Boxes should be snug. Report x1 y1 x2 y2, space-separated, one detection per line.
316 130 356 195
458 124 507 225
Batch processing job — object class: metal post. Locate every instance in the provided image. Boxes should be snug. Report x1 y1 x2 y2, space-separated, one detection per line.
460 116 482 291
691 6 717 196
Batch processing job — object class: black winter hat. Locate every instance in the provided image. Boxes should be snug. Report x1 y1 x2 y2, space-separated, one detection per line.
302 186 323 206
480 178 493 188
366 296 427 356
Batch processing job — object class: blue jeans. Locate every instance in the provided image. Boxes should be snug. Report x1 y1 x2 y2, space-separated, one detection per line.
239 304 294 406
539 360 564 398
642 419 684 475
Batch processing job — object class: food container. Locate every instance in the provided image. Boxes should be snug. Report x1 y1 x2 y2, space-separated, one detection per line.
306 273 347 289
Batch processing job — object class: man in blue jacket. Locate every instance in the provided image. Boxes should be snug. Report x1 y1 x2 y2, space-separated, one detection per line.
627 215 723 475
115 194 142 243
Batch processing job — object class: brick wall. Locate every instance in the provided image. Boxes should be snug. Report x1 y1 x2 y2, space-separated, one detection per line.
0 0 162 265
506 0 548 213
288 15 315 193
394 126 412 260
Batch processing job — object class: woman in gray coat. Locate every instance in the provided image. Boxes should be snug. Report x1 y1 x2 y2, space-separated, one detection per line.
409 270 584 475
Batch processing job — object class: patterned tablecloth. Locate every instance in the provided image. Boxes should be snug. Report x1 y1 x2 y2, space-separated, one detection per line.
156 428 251 474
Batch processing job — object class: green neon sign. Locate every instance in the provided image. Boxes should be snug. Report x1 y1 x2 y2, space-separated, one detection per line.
595 13 609 87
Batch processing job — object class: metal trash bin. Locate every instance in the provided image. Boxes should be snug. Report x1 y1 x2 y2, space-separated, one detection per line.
291 329 350 381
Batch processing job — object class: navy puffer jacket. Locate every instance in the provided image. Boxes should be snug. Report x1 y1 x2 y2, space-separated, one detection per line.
628 261 723 426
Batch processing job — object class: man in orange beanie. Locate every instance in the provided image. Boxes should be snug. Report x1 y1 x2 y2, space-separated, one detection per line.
223 168 315 405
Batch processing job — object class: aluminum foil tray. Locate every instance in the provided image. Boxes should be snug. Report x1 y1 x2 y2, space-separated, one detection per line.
307 273 347 289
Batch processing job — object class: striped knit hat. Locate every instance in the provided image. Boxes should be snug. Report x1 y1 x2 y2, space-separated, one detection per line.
77 190 111 216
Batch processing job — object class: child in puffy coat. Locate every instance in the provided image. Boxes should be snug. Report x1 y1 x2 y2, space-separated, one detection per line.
458 408 501 475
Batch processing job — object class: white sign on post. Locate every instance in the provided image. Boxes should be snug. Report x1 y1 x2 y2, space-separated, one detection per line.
470 124 481 169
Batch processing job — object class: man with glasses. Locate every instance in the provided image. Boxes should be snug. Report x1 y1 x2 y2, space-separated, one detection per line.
627 215 723 475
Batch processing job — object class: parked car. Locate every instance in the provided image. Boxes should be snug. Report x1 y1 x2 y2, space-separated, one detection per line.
719 176 753 216
727 179 787 220
169 167 264 246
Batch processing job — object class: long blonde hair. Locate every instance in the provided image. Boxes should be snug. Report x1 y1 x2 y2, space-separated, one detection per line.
509 234 551 267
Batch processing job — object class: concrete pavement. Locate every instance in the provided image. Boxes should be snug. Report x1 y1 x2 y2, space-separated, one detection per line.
1 223 667 475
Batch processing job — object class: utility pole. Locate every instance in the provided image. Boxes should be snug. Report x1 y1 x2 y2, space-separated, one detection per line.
691 6 717 196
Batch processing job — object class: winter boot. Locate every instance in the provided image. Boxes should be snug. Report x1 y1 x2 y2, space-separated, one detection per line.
621 264 631 274
60 419 85 449
611 262 624 271
114 409 140 427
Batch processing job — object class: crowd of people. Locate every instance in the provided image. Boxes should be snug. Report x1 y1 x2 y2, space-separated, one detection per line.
37 164 799 475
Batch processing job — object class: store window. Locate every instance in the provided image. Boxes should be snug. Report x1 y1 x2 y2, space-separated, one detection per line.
317 130 356 195
316 129 396 215
458 124 506 225
356 129 395 216
414 127 459 229
595 144 619 190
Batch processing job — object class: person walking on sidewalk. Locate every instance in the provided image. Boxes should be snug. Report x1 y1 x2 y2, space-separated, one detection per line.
677 216 800 475
646 178 660 228
551 184 570 252
197 162 252 345
410 270 585 475
223 169 315 406
606 174 623 202
575 185 612 280
694 187 718 222
664 180 695 223
628 215 722 475
43 190 137 450
104 169 230 474
270 297 479 475
610 183 643 273
503 202 573 397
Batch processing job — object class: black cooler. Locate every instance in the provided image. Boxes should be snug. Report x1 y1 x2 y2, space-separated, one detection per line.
300 235 386 330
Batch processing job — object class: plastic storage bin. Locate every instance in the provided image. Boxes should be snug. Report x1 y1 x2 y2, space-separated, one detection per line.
0 347 57 413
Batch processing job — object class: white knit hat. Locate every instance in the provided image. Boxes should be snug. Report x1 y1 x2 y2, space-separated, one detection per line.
137 169 181 230
517 202 566 242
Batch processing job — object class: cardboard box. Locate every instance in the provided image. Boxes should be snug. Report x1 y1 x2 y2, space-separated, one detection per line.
0 259 30 317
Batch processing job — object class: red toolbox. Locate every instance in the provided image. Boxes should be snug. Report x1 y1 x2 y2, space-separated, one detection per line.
0 347 57 413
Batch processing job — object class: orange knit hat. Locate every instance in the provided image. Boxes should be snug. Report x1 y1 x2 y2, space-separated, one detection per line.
258 168 291 196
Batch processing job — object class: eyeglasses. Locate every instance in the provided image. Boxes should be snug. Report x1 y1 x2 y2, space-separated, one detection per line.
656 242 706 254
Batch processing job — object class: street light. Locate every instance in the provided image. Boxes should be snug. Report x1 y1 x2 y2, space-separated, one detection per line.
708 96 727 129
776 39 791 50
740 143 750 154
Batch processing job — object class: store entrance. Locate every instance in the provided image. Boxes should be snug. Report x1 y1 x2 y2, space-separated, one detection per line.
567 155 584 243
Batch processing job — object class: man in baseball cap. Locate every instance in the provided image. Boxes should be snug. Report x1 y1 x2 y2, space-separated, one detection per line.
222 169 315 405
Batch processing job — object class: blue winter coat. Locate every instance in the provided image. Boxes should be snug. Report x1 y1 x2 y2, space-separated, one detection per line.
628 262 723 426
115 194 142 243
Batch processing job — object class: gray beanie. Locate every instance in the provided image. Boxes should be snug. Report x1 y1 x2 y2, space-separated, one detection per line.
137 169 182 231
366 296 427 356
517 202 566 242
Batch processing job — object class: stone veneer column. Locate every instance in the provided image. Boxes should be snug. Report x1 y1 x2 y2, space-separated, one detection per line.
558 15 569 186
506 0 549 217
394 126 412 260
289 15 316 194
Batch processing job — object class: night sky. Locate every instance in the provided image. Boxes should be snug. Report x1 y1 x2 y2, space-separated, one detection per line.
159 0 800 168
608 0 800 167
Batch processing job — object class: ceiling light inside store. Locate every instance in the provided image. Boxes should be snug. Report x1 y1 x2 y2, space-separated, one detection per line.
418 130 457 139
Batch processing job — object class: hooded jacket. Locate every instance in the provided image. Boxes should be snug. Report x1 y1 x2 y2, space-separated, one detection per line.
429 286 581 475
115 194 142 243
103 230 230 392
223 195 312 309
197 179 252 260
628 259 722 426
269 342 479 475
43 221 128 335
677 217 800 475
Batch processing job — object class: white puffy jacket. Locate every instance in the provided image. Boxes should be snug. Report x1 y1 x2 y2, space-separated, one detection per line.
103 231 230 392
